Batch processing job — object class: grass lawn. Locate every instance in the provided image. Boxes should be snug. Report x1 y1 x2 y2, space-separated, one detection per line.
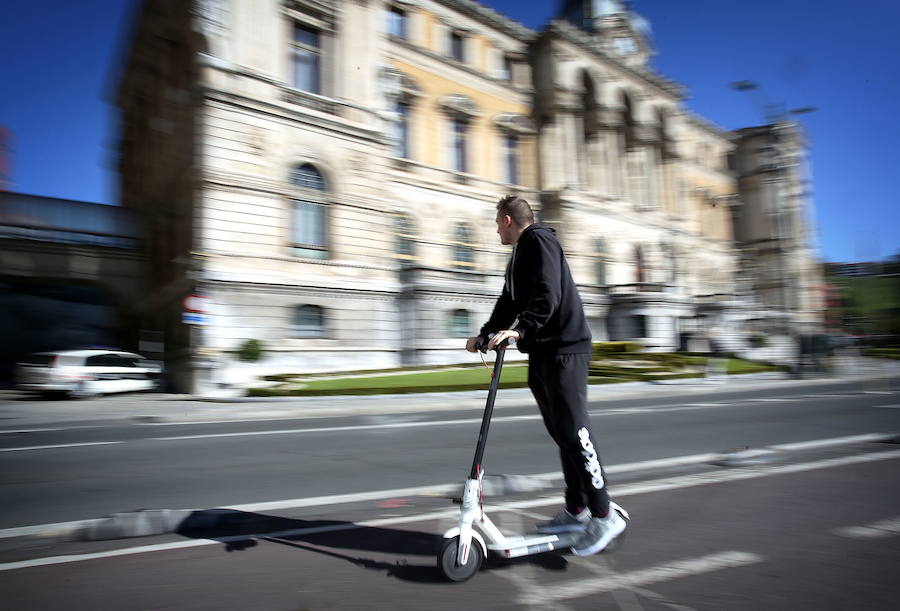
247 356 784 397
249 364 529 396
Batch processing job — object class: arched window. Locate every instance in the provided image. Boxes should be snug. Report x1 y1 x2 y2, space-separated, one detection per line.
449 309 470 338
581 71 596 145
451 223 475 270
395 213 416 259
594 239 608 286
622 92 637 150
290 164 328 260
292 304 325 338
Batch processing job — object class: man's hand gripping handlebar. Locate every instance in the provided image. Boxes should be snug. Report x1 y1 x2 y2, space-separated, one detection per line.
466 330 519 353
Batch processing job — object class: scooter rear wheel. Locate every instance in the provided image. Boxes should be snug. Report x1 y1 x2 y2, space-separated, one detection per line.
437 536 483 582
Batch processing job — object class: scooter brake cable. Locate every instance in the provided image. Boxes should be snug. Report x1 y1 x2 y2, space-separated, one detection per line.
479 350 494 378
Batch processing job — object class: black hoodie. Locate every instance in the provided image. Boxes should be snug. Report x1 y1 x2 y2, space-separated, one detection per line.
479 223 592 354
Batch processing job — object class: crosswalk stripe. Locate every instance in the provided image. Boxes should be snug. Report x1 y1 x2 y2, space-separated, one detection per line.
521 551 764 605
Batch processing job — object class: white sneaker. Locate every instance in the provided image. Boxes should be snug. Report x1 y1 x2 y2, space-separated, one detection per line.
570 508 626 556
536 507 592 534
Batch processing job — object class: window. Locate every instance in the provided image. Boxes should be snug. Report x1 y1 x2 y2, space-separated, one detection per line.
449 309 470 338
450 117 468 172
290 164 328 259
502 133 519 185
497 53 513 81
450 31 465 62
631 315 648 338
293 305 325 338
395 213 416 259
452 223 474 270
292 24 321 94
86 354 115 367
392 98 411 159
595 239 608 286
634 245 646 283
386 5 407 39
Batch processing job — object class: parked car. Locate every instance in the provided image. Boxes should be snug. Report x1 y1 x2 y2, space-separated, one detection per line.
15 350 161 398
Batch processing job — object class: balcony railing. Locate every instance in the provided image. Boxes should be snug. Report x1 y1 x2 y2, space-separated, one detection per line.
607 282 668 295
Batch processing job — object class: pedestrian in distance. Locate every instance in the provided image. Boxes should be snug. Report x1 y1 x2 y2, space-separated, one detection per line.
466 195 626 556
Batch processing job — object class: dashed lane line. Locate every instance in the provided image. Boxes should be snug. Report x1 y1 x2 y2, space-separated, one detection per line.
833 516 900 539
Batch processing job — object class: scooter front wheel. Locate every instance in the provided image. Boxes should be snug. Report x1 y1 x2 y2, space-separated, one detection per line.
437 536 483 582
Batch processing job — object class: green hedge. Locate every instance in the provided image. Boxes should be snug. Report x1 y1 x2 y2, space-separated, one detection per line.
592 342 642 357
862 348 900 360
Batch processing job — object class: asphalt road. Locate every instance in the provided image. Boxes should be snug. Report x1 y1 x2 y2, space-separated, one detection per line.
1 374 899 609
1 441 898 609
1 376 899 529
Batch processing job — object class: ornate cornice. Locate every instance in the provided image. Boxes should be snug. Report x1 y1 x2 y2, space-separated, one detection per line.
494 112 536 134
433 0 536 42
438 93 481 117
547 20 685 100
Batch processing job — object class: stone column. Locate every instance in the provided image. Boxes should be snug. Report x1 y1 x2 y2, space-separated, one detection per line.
551 89 583 190
631 122 660 209
593 105 624 198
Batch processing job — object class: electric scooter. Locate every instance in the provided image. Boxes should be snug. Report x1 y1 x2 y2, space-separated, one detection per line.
437 338 629 582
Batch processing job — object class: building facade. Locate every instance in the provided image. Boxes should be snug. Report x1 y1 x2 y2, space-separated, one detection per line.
731 122 823 331
0 192 144 381
116 0 821 392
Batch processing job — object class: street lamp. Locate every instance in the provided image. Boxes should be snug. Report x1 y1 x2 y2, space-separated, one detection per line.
729 80 816 125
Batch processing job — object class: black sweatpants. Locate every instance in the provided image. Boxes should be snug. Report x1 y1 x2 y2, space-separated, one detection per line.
528 351 611 517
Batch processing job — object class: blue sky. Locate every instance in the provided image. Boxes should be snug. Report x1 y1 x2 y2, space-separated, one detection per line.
1 0 897 262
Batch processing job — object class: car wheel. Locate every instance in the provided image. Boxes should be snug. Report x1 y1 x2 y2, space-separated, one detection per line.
71 382 98 399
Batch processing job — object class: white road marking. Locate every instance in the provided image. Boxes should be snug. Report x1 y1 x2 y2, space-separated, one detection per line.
521 552 764 605
609 449 900 498
876 404 900 409
747 398 793 402
0 451 718 540
1 433 892 539
833 516 900 539
770 433 887 451
798 394 851 399
0 441 122 453
0 519 104 539
139 399 802 442
2 449 898 572
143 404 736 442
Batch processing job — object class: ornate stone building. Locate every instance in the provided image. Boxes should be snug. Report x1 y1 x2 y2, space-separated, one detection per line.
116 0 820 391
730 122 823 331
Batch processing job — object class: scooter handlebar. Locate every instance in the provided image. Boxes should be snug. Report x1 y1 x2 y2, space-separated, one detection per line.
476 333 511 353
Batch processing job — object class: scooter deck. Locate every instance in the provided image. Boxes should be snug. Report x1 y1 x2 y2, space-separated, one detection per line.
487 531 582 558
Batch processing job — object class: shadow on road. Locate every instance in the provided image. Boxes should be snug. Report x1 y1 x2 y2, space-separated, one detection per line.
175 508 571 583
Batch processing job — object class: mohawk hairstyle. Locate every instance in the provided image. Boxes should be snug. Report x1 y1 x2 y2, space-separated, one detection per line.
496 195 534 227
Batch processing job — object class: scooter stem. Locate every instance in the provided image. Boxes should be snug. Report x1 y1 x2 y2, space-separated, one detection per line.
469 346 506 479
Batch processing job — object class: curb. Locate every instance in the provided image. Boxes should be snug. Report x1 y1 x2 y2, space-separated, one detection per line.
7 432 897 545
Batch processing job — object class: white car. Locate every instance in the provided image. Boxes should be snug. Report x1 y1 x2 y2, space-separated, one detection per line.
15 350 161 398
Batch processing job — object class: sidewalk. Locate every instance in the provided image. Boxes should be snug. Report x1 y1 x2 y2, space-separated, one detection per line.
1 364 896 428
